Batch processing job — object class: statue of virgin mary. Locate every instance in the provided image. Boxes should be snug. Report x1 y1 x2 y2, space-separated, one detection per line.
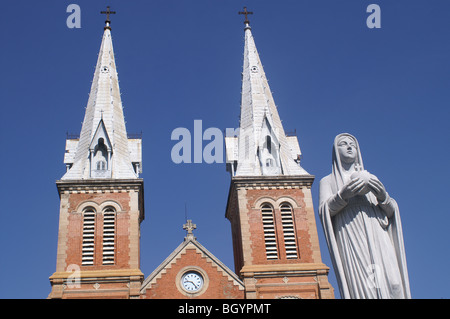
319 133 411 298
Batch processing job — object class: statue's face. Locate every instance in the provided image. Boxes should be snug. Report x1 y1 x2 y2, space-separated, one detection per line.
337 136 357 164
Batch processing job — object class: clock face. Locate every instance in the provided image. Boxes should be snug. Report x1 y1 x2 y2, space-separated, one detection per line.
181 271 204 292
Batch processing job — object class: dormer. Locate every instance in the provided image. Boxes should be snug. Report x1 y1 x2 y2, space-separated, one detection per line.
258 116 281 175
89 119 112 178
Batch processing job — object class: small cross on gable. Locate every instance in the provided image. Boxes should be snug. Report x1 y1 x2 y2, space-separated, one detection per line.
183 219 197 240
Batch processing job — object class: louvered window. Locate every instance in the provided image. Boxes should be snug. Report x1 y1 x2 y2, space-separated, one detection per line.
102 208 116 265
82 209 96 266
280 204 298 259
261 204 278 259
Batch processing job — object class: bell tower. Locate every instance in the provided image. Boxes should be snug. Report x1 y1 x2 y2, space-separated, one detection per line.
49 8 144 299
225 8 334 299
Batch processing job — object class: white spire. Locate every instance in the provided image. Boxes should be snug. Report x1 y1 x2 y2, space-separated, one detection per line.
62 21 142 180
226 15 308 177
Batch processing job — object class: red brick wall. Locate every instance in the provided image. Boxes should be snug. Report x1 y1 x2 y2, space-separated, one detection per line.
143 248 244 299
226 182 334 299
62 282 131 299
65 192 132 270
255 276 319 299
244 188 314 265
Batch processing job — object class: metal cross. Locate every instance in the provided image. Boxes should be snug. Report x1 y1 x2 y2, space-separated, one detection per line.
100 6 116 23
238 7 253 24
183 219 197 237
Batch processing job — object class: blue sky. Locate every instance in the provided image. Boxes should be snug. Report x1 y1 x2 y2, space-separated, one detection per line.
0 0 449 299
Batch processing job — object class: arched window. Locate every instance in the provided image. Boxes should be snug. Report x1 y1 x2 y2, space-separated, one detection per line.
102 208 116 265
266 136 272 154
280 204 298 259
261 204 278 260
94 139 108 165
96 160 106 171
82 208 96 266
91 137 110 177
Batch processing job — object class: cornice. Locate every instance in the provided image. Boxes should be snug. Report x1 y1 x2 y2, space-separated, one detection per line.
49 268 144 281
230 175 315 190
56 178 144 195
240 263 330 277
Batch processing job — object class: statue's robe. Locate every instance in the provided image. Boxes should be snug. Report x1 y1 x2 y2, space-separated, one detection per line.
318 133 411 299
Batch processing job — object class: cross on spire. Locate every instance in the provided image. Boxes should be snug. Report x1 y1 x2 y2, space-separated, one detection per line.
238 6 253 25
183 219 197 240
101 6 116 29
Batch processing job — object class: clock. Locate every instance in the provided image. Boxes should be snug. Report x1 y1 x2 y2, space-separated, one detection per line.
181 271 204 292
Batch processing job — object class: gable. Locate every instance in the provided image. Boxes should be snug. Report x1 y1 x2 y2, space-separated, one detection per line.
89 119 112 152
140 240 244 299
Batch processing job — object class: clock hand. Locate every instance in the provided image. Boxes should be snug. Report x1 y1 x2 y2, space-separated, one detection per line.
185 280 198 288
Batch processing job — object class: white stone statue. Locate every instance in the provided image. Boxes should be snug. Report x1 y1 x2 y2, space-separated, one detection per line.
319 133 411 299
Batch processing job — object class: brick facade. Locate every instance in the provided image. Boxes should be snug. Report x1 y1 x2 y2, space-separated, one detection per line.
48 172 334 300
65 192 131 269
141 240 245 299
226 176 334 299
48 179 144 299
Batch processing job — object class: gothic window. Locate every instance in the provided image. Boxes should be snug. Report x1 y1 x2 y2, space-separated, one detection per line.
261 204 278 260
259 132 281 175
280 203 298 259
266 136 272 154
91 136 111 178
96 160 106 171
132 162 140 175
82 208 96 266
102 207 116 265
94 139 108 167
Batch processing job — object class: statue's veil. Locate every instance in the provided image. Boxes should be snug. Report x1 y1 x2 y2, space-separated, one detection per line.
330 133 363 194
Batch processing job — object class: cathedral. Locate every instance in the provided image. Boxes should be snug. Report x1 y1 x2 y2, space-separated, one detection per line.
48 8 334 299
